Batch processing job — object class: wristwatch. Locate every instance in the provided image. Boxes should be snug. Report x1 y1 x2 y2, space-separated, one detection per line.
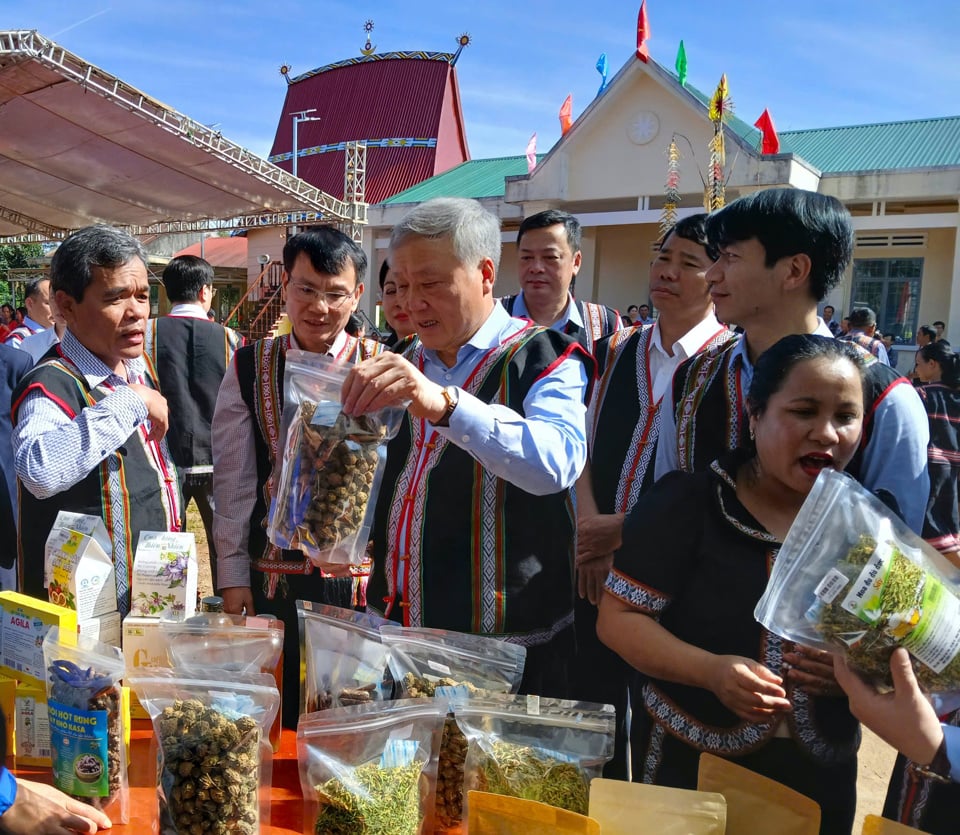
431 386 459 428
908 735 952 784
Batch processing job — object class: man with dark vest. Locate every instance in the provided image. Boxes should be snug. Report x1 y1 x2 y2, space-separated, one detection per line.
145 255 243 581
575 213 734 777
655 188 929 533
213 226 384 728
500 209 622 354
839 306 890 365
341 197 593 697
12 226 181 612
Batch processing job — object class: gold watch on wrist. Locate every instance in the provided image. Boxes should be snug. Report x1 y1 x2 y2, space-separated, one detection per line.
431 386 459 428
908 735 952 784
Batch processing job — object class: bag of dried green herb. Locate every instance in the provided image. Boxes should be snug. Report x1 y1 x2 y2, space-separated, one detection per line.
268 350 405 569
455 695 614 821
297 698 446 835
42 626 129 824
297 601 394 714
128 669 280 835
755 467 960 692
381 625 527 832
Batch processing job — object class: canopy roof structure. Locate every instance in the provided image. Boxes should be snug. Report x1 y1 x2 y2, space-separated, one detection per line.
0 30 359 243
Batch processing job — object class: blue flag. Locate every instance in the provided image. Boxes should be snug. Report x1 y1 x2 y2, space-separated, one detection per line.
596 53 609 95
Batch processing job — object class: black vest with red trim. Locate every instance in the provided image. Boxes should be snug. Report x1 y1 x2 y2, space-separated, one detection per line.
13 358 172 600
500 294 621 355
671 335 905 478
369 327 592 641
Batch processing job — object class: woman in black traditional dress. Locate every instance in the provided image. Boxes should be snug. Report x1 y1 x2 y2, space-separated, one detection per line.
598 334 866 835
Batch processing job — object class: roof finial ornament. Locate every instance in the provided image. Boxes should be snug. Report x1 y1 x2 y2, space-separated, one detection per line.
451 32 471 66
279 63 292 85
361 20 376 56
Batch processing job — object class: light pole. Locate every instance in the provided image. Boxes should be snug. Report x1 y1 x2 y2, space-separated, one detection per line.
290 109 321 179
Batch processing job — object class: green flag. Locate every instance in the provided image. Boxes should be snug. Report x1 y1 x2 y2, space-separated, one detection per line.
676 39 688 86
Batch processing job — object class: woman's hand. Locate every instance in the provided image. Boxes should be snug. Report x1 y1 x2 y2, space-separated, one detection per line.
707 655 792 722
784 646 843 697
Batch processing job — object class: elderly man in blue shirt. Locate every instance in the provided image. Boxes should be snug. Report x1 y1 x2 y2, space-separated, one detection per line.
342 197 592 698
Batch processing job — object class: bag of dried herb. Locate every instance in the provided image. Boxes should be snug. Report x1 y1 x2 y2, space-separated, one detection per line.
756 467 960 692
381 626 527 832
42 627 128 824
268 351 405 569
297 698 446 835
128 669 280 835
456 696 614 821
297 601 394 714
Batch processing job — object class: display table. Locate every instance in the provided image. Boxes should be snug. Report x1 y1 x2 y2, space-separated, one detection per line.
14 720 306 834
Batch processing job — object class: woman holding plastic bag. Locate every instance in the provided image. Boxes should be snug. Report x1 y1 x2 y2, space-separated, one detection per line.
598 335 865 835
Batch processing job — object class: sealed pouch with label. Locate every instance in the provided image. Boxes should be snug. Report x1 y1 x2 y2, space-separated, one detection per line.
128 669 280 835
267 351 405 568
468 790 601 834
381 625 527 831
297 601 394 714
755 467 960 691
42 626 128 823
297 698 446 835
588 778 726 835
454 695 614 821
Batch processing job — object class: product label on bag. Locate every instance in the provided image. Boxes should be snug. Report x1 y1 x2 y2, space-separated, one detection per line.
48 699 108 797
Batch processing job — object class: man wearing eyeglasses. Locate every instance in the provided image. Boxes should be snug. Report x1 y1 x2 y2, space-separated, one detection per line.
212 227 385 728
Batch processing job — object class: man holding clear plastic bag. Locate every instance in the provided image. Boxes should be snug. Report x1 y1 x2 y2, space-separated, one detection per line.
341 197 593 699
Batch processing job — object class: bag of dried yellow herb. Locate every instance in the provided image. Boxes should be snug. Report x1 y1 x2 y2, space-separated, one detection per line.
297 601 394 714
454 695 614 822
755 467 960 692
267 350 405 569
381 625 527 832
297 698 447 835
128 669 280 835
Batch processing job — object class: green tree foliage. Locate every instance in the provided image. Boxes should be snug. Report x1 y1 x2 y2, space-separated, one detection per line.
0 243 44 306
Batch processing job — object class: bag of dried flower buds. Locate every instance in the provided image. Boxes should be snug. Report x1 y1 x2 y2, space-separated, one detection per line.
381 626 527 832
268 350 405 569
297 698 446 835
455 696 614 822
756 467 960 693
42 627 129 824
297 601 395 714
128 669 280 835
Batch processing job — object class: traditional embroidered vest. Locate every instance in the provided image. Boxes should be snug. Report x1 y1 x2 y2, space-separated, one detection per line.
672 335 910 479
501 295 621 355
370 327 590 643
589 324 733 514
234 333 385 597
13 354 179 613
145 316 243 471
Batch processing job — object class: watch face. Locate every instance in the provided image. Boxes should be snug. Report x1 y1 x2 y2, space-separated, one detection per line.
628 110 660 145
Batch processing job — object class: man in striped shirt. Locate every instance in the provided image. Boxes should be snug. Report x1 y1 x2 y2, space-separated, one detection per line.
4 278 53 347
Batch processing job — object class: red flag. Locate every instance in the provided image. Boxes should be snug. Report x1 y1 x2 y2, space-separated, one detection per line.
559 95 573 135
636 0 650 62
753 108 780 154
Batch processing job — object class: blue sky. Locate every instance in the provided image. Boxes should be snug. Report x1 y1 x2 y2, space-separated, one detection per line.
4 0 959 162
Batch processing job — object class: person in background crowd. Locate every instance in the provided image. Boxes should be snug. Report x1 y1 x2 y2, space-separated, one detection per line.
343 197 592 700
656 188 929 535
880 333 899 370
839 306 890 365
213 226 384 729
601 335 864 834
13 308 25 326
576 213 734 778
11 226 181 613
623 304 640 326
19 293 66 365
0 305 14 342
839 315 850 334
378 259 414 348
0 343 31 591
4 278 53 347
934 320 947 342
145 255 243 585
918 325 938 348
822 303 842 337
501 209 622 353
637 303 655 325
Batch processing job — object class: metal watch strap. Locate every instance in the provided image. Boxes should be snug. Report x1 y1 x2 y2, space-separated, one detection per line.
431 386 458 427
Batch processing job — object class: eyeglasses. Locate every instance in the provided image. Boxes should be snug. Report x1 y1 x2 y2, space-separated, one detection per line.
289 282 355 308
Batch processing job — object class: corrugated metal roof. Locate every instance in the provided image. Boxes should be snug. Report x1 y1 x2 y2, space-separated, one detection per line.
779 117 960 172
383 155 542 203
268 56 468 204
173 235 247 268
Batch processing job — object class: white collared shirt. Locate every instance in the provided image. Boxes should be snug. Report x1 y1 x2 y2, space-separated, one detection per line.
647 313 727 403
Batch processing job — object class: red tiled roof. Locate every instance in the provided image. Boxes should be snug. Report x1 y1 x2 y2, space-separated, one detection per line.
268 55 469 204
173 236 247 268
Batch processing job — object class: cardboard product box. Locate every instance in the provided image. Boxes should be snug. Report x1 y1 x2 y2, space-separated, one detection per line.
0 674 15 757
78 611 122 647
15 681 50 766
131 531 198 619
44 512 117 620
122 615 171 719
0 592 78 687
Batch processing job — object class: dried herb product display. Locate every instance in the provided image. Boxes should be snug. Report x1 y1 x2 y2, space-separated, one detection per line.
476 741 590 815
313 760 423 835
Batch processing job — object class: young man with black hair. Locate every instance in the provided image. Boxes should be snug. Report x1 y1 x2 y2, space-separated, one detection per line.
501 209 622 353
145 255 244 582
